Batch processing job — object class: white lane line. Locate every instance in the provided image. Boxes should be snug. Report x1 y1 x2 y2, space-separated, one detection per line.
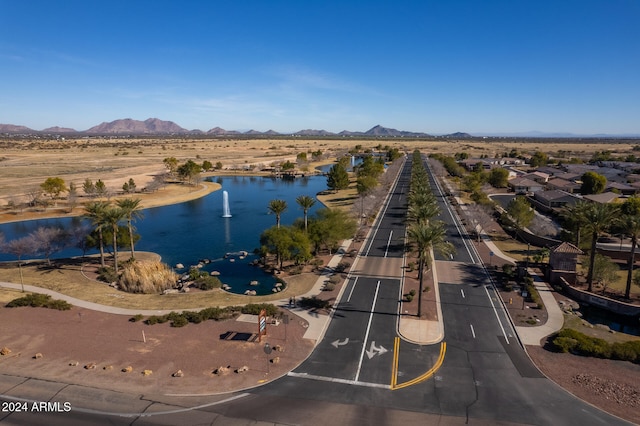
470 324 476 339
461 289 465 298
354 280 381 382
287 372 389 389
384 231 393 258
347 276 359 303
483 284 509 344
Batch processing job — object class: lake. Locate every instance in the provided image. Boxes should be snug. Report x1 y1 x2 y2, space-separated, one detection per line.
0 175 328 295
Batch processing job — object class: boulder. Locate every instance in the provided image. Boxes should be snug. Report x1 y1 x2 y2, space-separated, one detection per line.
84 363 97 370
270 357 280 364
33 353 43 359
235 366 249 374
273 345 284 352
142 369 153 376
122 366 133 373
103 365 113 370
1 347 12 356
163 289 179 294
175 263 184 269
214 366 230 375
211 271 221 276
69 361 79 366
172 369 184 377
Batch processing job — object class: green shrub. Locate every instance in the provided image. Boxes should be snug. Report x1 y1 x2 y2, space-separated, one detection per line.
551 329 615 360
323 282 336 291
196 275 222 290
241 303 278 316
170 314 189 327
405 293 414 302
183 311 203 324
409 289 416 297
145 315 160 325
611 341 640 363
130 314 144 322
6 293 71 310
552 336 578 353
97 267 118 284
46 299 72 311
298 296 331 310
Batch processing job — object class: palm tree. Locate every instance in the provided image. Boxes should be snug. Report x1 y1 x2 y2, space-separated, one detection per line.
561 201 591 248
296 195 316 233
620 215 640 299
582 203 619 292
84 201 110 267
407 221 454 318
268 199 288 228
116 197 143 260
103 206 125 274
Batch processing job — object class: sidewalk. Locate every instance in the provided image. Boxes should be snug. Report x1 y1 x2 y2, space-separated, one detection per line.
515 268 565 346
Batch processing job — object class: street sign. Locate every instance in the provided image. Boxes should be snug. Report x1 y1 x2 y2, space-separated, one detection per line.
258 309 267 342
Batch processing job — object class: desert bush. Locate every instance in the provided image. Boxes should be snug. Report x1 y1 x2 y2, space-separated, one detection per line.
405 293 414 302
611 341 640 363
97 267 118 284
298 296 331 310
130 314 144 322
6 293 71 310
334 261 350 273
170 314 189 328
196 275 222 290
323 282 336 291
183 310 203 324
118 260 178 294
241 303 278 316
409 289 416 297
551 329 614 359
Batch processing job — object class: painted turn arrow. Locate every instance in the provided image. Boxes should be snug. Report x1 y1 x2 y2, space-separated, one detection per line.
331 338 349 348
365 341 388 359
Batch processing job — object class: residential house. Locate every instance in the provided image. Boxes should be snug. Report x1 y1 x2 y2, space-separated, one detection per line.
507 177 544 195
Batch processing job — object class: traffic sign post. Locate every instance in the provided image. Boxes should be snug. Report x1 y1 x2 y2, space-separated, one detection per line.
258 309 267 342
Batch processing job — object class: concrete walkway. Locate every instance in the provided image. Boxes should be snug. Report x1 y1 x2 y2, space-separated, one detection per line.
515 268 565 346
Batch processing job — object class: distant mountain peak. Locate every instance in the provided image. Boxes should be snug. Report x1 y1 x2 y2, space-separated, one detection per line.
85 118 187 134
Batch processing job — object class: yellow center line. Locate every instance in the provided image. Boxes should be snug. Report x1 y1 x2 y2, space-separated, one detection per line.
391 339 446 390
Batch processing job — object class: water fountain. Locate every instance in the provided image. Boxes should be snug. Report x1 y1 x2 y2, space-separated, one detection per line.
222 190 232 217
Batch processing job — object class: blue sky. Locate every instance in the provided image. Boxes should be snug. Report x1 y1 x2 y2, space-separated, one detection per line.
1 0 639 135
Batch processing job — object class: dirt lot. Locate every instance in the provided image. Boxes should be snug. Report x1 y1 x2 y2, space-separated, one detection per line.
0 303 315 396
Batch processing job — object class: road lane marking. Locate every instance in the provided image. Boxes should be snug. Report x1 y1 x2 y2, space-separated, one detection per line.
461 289 465 298
365 341 388 359
354 280 380 382
470 324 476 339
287 372 389 389
392 340 447 390
347 276 358 302
331 338 349 348
483 284 509 344
384 231 393 257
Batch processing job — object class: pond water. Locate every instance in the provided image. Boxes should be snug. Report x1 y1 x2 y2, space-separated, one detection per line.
0 175 328 295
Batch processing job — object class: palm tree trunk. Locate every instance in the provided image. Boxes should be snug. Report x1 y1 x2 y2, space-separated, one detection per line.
625 237 637 299
587 231 597 292
112 224 119 274
98 229 105 267
127 220 135 259
417 257 424 318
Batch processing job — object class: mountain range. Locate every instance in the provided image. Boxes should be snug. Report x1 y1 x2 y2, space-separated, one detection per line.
0 118 438 137
1 118 637 138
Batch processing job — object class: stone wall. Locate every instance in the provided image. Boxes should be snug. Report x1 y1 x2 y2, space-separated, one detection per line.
559 278 640 316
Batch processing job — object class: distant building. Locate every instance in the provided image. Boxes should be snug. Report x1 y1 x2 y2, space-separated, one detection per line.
507 177 544 195
548 242 583 286
533 190 579 210
583 192 620 204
